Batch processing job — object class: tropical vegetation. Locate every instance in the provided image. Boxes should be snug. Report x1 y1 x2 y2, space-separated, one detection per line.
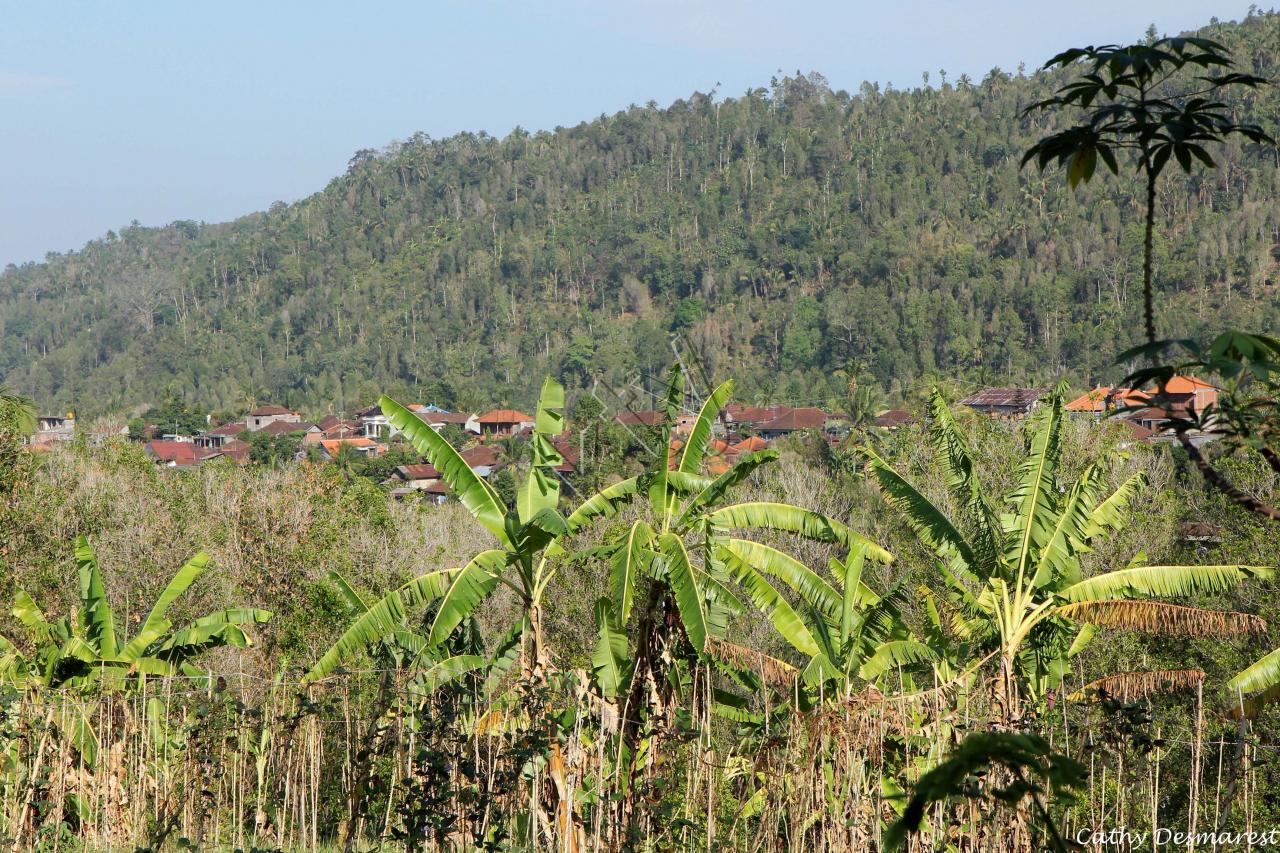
1 10 1280 852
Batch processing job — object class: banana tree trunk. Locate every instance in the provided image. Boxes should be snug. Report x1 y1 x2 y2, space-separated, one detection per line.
995 655 1023 728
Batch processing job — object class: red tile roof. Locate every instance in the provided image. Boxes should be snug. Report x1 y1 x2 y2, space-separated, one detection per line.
145 440 200 464
730 405 792 425
204 439 250 464
1165 375 1216 394
207 421 246 436
549 435 580 473
320 438 382 456
1118 420 1157 441
460 445 503 467
248 405 292 416
873 410 915 427
1066 387 1151 412
731 436 770 453
258 419 317 435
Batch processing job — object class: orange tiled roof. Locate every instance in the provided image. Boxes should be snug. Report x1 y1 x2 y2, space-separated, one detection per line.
1065 388 1111 412
731 436 769 453
320 437 378 454
1165 375 1216 394
478 409 533 423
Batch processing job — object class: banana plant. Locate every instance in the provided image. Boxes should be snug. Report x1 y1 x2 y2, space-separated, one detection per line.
306 377 576 687
0 536 271 691
865 388 1272 721
1227 646 1280 716
587 369 893 744
795 546 937 700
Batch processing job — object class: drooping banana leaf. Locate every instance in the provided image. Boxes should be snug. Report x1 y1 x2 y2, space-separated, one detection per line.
426 550 508 647
659 532 708 653
723 558 821 657
381 395 510 546
718 539 841 619
305 570 458 682
858 640 939 681
592 598 633 699
611 520 655 623
1059 564 1273 602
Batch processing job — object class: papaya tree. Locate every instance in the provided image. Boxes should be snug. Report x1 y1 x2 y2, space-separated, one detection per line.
864 389 1271 722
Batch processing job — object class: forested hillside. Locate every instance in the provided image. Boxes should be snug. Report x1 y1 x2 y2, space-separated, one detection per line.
3 12 1279 418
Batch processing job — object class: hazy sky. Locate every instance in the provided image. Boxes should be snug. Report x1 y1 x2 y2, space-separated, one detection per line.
0 0 1254 267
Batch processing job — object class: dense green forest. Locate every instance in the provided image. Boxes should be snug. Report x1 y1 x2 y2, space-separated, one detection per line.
3 12 1279 418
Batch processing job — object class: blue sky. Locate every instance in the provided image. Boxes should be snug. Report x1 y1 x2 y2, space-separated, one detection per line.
0 0 1253 267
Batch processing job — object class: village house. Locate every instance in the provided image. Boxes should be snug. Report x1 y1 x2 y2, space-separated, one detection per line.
417 408 481 435
756 407 827 440
391 463 442 490
196 421 245 449
354 404 391 439
459 443 505 476
873 409 915 430
959 387 1044 417
317 415 363 440
144 439 201 468
200 438 251 465
247 406 300 431
27 412 75 445
725 404 792 430
548 433 580 474
318 437 386 460
477 409 534 437
257 419 321 442
1065 376 1219 432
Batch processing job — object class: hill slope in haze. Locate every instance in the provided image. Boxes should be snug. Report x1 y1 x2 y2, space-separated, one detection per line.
3 13 1280 418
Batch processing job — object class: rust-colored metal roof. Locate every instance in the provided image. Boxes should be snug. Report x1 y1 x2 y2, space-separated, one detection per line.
758 407 826 432
615 410 664 426
958 388 1044 410
396 463 441 480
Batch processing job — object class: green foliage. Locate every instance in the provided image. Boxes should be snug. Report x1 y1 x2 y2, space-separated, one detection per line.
0 537 270 690
866 388 1271 703
140 396 209 437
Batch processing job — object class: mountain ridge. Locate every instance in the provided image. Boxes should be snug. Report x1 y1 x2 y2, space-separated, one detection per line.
3 11 1279 418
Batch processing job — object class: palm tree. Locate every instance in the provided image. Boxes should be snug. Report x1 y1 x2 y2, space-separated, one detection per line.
865 388 1271 722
